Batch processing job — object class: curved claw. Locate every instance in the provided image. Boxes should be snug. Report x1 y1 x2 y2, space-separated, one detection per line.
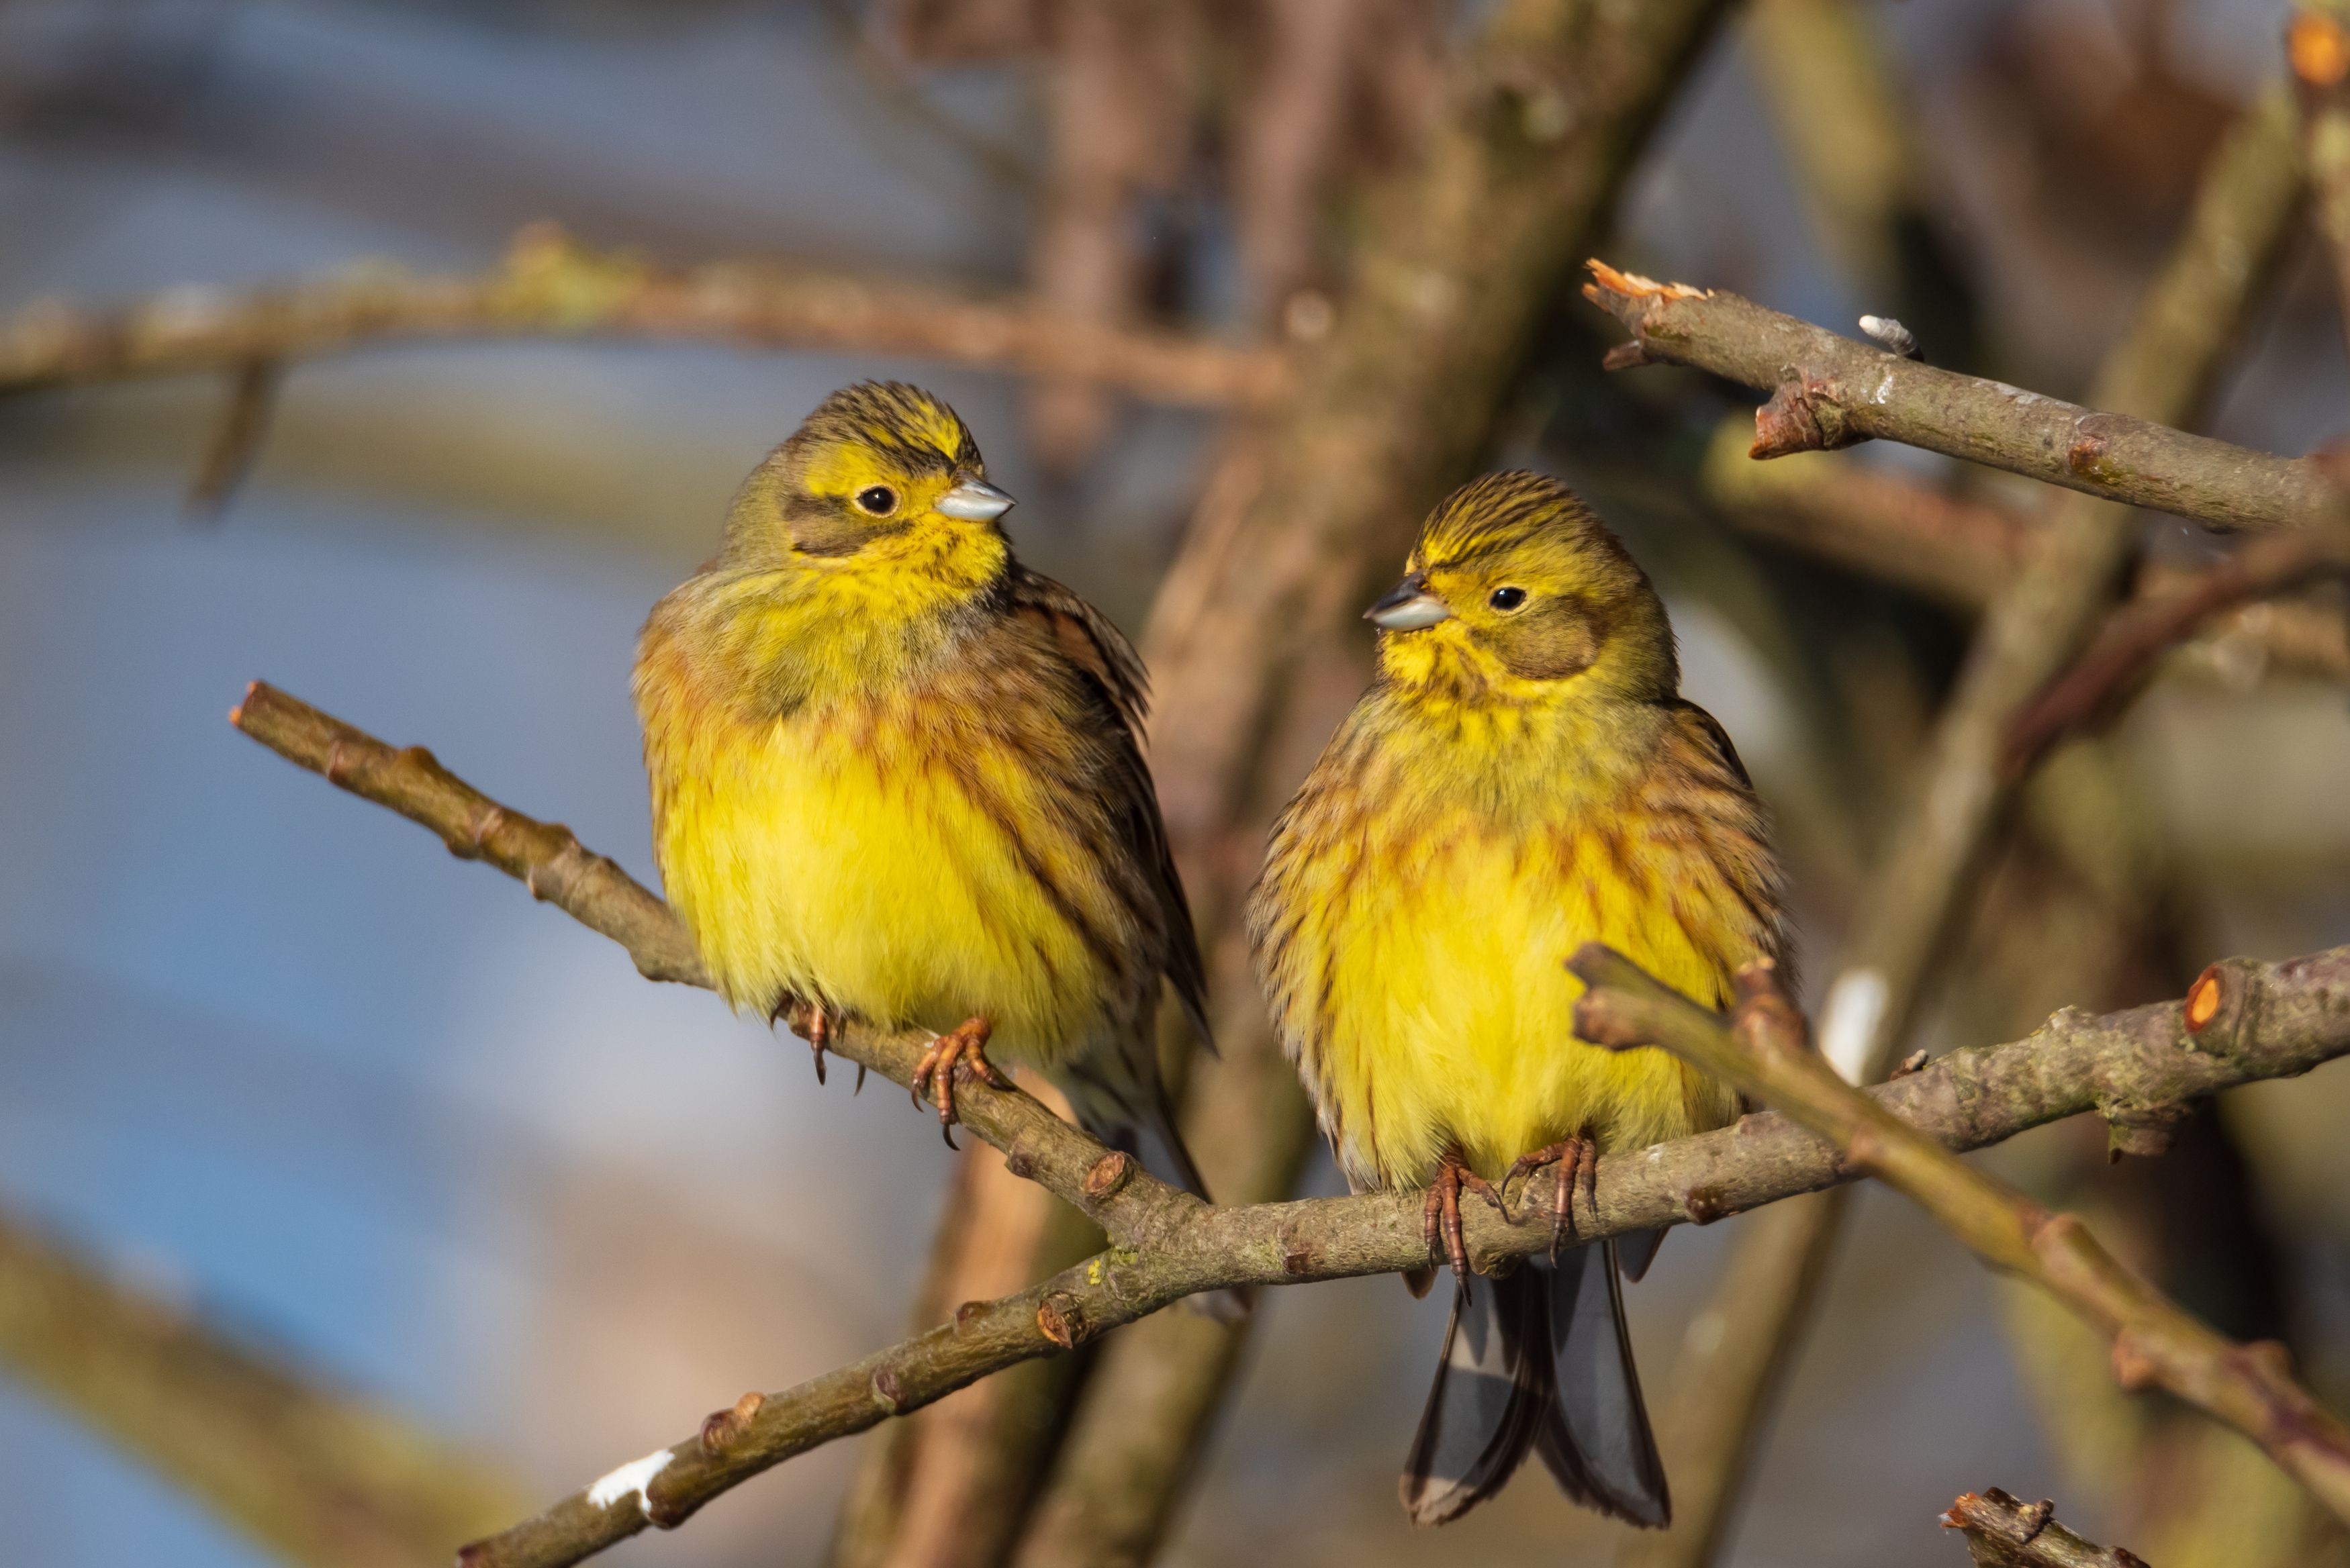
910 1018 1000 1145
1499 1136 1597 1259
1422 1148 1505 1299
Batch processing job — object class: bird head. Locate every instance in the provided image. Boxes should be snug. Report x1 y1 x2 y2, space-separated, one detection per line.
1367 472 1678 703
723 381 1016 572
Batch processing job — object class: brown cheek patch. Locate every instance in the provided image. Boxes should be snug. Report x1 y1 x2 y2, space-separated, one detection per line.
1495 597 1603 681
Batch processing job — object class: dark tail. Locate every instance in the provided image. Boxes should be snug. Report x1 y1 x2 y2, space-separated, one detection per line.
1401 1240 1669 1528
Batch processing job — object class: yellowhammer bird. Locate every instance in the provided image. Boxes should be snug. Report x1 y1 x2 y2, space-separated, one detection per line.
634 381 1213 1196
1246 471 1789 1528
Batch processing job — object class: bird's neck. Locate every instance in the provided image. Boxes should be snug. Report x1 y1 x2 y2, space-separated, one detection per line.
671 528 1010 716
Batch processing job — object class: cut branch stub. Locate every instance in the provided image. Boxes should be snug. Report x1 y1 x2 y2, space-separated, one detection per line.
1751 375 1870 458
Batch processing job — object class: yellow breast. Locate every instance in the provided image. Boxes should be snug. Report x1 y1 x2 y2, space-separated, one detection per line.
1252 700 1758 1191
639 673 1126 1068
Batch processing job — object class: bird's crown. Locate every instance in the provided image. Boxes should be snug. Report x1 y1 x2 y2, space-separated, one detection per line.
722 381 1010 567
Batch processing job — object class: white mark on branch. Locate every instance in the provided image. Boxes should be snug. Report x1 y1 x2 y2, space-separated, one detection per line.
1820 967 1890 1085
587 1449 673 1513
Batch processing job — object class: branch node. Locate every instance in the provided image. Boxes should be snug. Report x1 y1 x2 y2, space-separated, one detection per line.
1681 1184 1729 1224
1750 377 1867 460
1601 340 1650 371
869 1368 905 1414
1083 1150 1134 1199
953 1300 987 1334
698 1391 765 1455
1036 1292 1085 1350
2111 1330 2159 1391
2182 958 2263 1055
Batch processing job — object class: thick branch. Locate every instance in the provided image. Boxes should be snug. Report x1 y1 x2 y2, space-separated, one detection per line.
1584 258 2339 537
233 684 2350 1565
0 1206 524 1568
1572 946 2350 1525
0 224 1287 409
1942 1488 2149 1568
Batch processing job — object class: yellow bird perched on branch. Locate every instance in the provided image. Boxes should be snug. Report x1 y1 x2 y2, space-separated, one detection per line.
634 381 1214 1199
1247 471 1789 1527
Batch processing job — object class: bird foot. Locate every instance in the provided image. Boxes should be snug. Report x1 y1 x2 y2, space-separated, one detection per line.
1420 1147 1505 1295
771 995 855 1089
910 1018 1010 1149
1500 1136 1597 1258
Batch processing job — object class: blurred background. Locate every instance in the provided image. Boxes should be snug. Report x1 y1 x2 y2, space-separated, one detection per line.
2 1 2347 1565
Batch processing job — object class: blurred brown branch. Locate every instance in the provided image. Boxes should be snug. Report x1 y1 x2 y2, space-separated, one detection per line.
1698 421 2350 684
1572 946 2350 1526
1021 1 1748 1559
0 1205 524 1568
1586 254 2339 536
0 223 1288 409
1942 1488 2149 1568
2001 532 2342 774
231 680 2350 1566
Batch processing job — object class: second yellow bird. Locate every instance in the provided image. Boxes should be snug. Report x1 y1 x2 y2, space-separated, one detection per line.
1247 471 1790 1527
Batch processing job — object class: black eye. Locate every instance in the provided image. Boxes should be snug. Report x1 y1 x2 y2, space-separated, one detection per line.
854 485 898 516
1489 586 1527 611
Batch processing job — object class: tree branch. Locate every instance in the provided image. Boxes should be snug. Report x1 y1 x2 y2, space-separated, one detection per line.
1640 82 2312 1561
0 1205 525 1568
0 224 1288 409
1942 1489 2149 1568
2000 530 2343 775
1572 946 2350 1526
1697 418 2350 683
230 682 2350 1566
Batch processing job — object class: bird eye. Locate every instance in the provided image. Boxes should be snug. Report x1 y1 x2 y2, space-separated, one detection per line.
1489 586 1528 611
853 485 898 516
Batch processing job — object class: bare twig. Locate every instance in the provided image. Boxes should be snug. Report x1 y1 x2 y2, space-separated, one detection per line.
1942 1488 2149 1568
1644 83 2310 1562
0 1206 524 1568
1572 946 2350 1526
2002 532 2341 773
231 683 2350 1567
2296 7 2350 366
0 224 1287 409
1587 253 2337 536
1698 418 2350 683
1023 0 1196 471
183 356 285 522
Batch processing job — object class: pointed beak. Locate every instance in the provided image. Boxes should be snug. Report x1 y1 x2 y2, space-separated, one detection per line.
1364 573 1452 631
936 478 1016 522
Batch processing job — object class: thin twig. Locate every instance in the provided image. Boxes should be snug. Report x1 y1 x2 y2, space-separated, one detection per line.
1644 83 2311 1561
2002 532 2341 773
230 683 2350 1567
1697 416 2350 683
0 224 1287 409
1942 1487 2150 1568
1571 945 2350 1526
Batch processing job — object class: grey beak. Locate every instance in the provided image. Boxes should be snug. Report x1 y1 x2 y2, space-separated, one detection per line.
1365 573 1452 630
937 478 1016 522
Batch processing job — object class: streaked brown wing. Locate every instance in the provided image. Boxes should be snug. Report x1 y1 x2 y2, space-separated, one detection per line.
1008 565 1213 1048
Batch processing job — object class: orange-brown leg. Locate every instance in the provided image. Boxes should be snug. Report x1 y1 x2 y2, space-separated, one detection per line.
1501 1136 1598 1258
1420 1146 1505 1295
909 1018 1011 1148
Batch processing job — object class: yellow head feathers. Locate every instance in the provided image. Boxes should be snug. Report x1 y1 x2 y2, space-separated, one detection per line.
722 381 1011 567
1366 471 1677 703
